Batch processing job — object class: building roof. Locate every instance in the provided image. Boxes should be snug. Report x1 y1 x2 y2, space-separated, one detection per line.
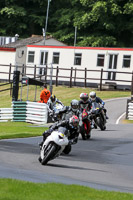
1 35 45 48
1 35 67 48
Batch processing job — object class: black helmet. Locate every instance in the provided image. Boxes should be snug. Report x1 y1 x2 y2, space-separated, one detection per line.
80 93 89 103
69 115 79 128
50 95 56 102
71 99 79 112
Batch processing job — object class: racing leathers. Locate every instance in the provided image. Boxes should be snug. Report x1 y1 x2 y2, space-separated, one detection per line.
47 98 64 118
59 106 80 120
42 119 79 144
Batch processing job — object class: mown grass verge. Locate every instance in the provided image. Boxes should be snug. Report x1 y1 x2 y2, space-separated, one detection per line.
0 178 133 200
0 85 131 108
0 121 47 140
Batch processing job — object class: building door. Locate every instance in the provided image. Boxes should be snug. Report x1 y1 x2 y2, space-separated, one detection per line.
39 51 48 75
107 54 118 80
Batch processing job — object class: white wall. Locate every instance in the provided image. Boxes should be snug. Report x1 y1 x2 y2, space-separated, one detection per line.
25 46 133 86
0 50 16 80
0 50 15 65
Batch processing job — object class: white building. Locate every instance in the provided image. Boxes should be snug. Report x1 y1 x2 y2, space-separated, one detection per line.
24 45 133 89
0 35 66 81
0 35 133 89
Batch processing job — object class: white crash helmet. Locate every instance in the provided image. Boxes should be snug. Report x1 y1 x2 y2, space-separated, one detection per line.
89 91 96 101
71 99 79 112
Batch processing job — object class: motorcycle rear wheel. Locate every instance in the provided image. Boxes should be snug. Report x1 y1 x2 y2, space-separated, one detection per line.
41 143 57 165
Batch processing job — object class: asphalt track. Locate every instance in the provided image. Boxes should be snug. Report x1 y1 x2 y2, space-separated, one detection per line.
0 97 133 193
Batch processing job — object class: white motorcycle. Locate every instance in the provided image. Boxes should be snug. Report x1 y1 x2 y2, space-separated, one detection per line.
39 127 69 165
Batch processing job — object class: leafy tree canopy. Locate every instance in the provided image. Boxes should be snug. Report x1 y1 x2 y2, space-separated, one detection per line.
0 0 132 47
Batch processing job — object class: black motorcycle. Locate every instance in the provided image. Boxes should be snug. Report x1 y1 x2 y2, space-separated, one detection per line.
91 102 106 131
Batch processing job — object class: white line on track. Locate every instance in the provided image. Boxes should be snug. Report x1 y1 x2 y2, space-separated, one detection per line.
116 112 126 124
104 97 129 125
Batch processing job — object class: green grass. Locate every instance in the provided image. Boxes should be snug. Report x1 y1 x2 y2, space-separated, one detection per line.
0 121 47 140
0 178 133 200
0 84 131 107
0 85 132 139
0 86 133 198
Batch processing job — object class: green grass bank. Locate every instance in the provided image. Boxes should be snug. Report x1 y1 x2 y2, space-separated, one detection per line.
0 179 133 200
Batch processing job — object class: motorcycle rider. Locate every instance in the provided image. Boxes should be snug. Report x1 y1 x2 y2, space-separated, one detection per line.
79 93 93 128
89 91 108 128
39 115 79 154
47 94 64 120
59 99 80 120
79 93 92 112
89 91 108 118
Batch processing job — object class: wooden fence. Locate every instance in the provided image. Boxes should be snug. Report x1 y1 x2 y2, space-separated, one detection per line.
0 64 133 94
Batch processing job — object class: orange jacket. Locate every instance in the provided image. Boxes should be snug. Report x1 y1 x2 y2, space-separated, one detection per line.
39 88 51 103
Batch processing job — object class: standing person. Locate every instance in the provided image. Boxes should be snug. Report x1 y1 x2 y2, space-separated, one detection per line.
39 84 51 103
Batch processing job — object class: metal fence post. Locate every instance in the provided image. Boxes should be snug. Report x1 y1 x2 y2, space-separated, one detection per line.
74 68 77 86
9 63 12 83
49 63 53 94
34 65 36 79
70 67 73 88
45 65 48 84
84 68 87 88
56 66 59 86
100 68 103 91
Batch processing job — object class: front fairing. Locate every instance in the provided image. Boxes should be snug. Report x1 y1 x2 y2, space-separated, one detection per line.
41 131 69 159
44 131 69 147
91 102 101 116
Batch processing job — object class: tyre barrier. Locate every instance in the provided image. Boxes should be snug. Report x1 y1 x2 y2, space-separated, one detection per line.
127 102 133 120
0 108 13 122
0 101 48 124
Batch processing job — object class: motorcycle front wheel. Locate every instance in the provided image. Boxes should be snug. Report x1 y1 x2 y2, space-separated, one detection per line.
63 144 72 154
96 117 106 131
41 143 57 165
80 125 91 140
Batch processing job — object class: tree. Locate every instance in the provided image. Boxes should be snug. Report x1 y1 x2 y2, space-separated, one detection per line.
0 0 132 47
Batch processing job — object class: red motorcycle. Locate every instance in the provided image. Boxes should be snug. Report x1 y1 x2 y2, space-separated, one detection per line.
79 109 91 140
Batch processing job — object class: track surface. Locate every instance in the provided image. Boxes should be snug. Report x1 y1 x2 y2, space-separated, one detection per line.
0 97 133 193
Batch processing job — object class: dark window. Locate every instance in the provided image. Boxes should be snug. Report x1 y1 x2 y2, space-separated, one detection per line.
40 52 44 65
74 53 82 65
40 51 48 65
123 55 131 68
44 52 48 64
28 51 35 63
97 54 105 67
53 52 60 64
